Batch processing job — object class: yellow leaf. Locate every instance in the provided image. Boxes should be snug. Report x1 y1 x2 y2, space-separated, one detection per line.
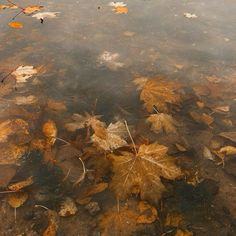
8 192 28 208
219 146 236 155
8 176 33 191
112 6 128 14
42 120 57 145
8 21 23 29
110 143 182 202
99 206 137 236
134 77 182 112
146 113 178 134
136 201 158 224
23 5 43 14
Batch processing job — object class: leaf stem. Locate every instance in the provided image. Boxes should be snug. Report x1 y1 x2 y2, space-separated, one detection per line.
124 120 138 155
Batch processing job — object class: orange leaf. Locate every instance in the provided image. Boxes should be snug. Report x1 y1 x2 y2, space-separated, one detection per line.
113 6 128 14
42 120 57 145
8 176 33 191
8 21 23 29
136 201 158 224
23 5 43 14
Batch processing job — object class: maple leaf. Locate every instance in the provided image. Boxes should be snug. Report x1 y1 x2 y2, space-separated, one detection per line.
99 206 138 236
32 12 60 20
146 113 178 134
12 66 37 83
110 143 182 202
91 121 128 151
134 77 182 112
65 113 105 132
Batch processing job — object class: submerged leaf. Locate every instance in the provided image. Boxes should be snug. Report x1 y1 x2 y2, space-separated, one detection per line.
146 113 177 134
42 120 57 145
110 143 182 201
134 77 182 112
91 121 128 151
219 132 236 143
14 95 37 105
99 206 138 236
59 197 78 217
175 229 193 236
8 176 33 191
8 192 28 208
136 201 158 224
12 65 37 83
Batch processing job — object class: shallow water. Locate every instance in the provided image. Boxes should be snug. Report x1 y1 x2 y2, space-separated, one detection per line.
0 0 236 235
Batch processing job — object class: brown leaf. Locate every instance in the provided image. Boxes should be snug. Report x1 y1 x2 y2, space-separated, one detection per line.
84 182 108 197
7 192 28 208
43 222 57 236
218 146 236 155
219 132 236 143
8 176 33 191
91 121 128 151
23 5 43 14
165 212 184 227
136 201 158 224
42 120 57 145
59 197 78 217
99 206 138 236
175 229 193 236
14 95 37 105
8 21 23 29
110 143 182 202
146 113 177 134
47 99 67 112
134 77 182 112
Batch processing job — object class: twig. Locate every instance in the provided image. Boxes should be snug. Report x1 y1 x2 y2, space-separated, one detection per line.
12 10 23 20
35 204 50 210
0 190 19 194
54 137 70 145
7 0 24 10
124 120 137 155
73 156 86 186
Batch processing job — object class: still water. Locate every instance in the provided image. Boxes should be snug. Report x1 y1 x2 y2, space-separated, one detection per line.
0 0 236 235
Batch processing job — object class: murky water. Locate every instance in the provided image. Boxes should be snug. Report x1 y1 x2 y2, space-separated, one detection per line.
0 0 236 235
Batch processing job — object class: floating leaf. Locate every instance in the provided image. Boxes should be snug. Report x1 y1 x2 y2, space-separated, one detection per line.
136 201 158 224
8 176 33 191
91 121 128 151
184 13 198 18
32 11 60 20
8 21 23 29
42 120 57 145
59 197 78 217
8 192 28 208
99 206 137 236
0 4 18 9
109 2 127 7
12 65 37 83
23 5 43 15
146 113 178 134
134 77 182 112
110 143 182 201
112 6 128 14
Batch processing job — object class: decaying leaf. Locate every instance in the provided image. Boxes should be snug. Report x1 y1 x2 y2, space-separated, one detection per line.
175 229 193 236
112 6 128 14
99 206 138 236
32 12 60 20
134 77 182 112
189 111 214 127
0 144 27 165
23 5 43 15
59 197 78 217
184 13 198 18
42 120 57 145
110 143 182 201
91 121 128 151
165 212 184 227
65 113 105 132
136 201 158 224
47 99 67 112
219 132 236 143
0 119 29 143
12 65 37 83
175 143 187 152
8 21 23 29
84 182 108 197
8 176 33 191
218 146 236 155
14 95 37 105
7 192 28 208
43 210 59 236
146 113 178 134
